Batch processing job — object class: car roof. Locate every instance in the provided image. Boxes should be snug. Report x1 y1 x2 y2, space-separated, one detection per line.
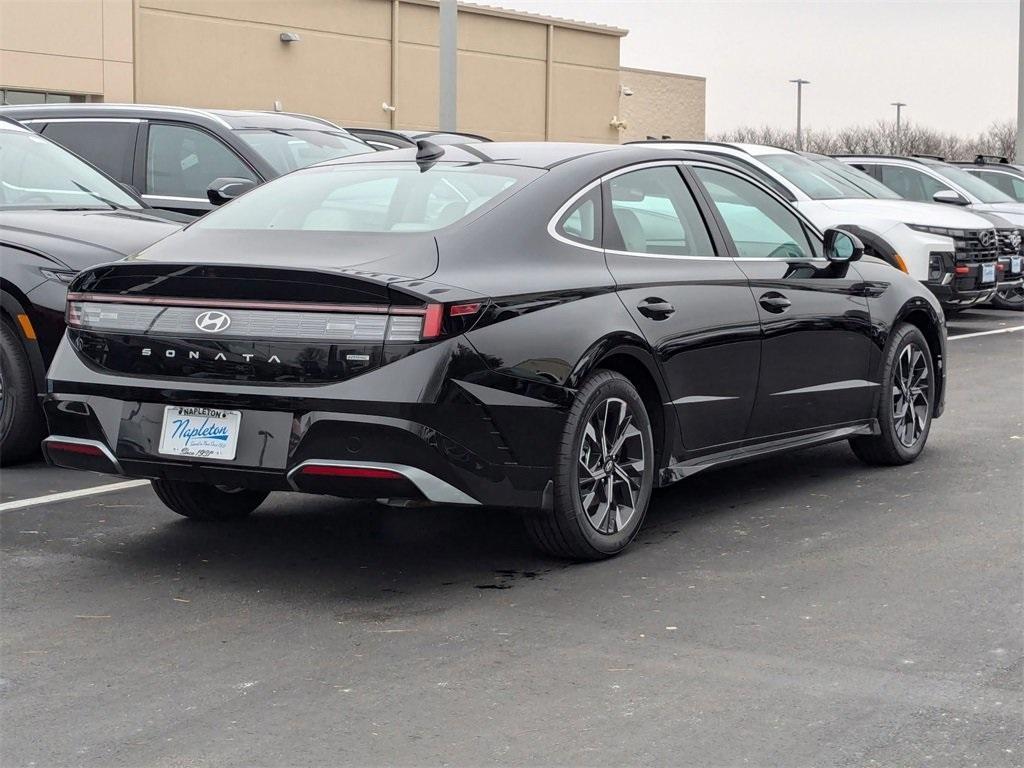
835 154 945 166
627 140 796 158
320 141 714 171
0 103 349 132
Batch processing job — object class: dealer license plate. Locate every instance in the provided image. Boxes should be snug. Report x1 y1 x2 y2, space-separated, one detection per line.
158 406 241 460
1012 256 1022 274
982 262 996 284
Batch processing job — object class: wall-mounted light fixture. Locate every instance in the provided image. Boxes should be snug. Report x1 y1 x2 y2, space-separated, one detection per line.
609 116 627 130
280 32 301 43
620 86 634 97
382 102 397 113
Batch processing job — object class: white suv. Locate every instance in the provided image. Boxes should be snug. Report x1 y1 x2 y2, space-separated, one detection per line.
637 141 1015 311
838 154 1024 309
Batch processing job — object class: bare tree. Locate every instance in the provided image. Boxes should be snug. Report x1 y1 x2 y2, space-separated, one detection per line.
712 120 1018 161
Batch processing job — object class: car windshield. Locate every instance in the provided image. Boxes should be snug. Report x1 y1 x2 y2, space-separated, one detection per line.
198 161 539 232
929 163 1015 204
807 156 903 199
0 128 142 210
234 128 374 175
759 153 873 200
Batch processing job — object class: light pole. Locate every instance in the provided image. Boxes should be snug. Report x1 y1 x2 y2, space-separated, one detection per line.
1016 0 1022 161
439 0 457 132
789 78 810 150
891 102 907 154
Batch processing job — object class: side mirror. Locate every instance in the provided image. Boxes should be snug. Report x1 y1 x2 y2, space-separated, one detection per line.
206 177 256 206
932 189 969 206
824 228 864 263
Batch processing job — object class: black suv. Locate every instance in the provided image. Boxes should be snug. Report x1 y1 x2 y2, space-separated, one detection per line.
44 142 946 560
0 104 373 217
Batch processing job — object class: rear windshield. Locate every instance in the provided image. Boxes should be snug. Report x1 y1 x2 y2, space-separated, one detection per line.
234 128 373 175
199 162 539 232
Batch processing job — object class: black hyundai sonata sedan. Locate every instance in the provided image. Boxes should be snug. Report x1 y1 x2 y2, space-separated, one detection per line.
42 142 946 560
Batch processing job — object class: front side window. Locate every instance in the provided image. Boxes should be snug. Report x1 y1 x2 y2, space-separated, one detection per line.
198 162 536 233
556 187 601 245
808 156 902 200
0 128 141 210
606 166 714 256
694 166 816 260
234 129 373 175
146 123 256 199
876 164 951 203
971 170 1024 202
929 164 1015 204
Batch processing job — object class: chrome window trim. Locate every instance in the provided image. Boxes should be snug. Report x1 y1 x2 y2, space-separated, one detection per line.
7 103 234 129
287 460 480 506
547 159 722 259
143 194 209 203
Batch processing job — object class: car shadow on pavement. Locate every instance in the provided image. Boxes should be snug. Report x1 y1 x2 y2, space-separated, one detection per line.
106 441 883 605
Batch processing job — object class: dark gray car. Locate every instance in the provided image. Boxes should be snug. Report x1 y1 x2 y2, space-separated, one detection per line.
0 104 374 217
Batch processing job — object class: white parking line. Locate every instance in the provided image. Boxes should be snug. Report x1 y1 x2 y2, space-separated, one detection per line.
0 479 150 513
948 325 1024 341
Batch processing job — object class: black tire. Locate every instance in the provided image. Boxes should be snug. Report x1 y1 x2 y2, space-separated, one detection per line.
850 323 934 466
990 286 1024 311
525 370 655 561
151 478 268 521
0 319 46 465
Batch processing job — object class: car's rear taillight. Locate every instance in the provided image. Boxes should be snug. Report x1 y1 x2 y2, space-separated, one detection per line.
385 302 483 342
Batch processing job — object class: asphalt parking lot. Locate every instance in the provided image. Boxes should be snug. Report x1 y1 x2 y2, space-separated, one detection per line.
2 308 1021 768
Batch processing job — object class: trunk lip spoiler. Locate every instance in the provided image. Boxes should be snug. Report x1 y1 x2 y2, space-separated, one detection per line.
66 292 429 315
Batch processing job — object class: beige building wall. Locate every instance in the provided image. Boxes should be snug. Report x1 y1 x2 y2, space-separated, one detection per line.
1 0 704 144
0 0 135 101
618 66 706 143
134 0 625 142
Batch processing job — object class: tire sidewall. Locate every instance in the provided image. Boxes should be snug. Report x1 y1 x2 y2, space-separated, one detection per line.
559 374 655 556
879 325 934 462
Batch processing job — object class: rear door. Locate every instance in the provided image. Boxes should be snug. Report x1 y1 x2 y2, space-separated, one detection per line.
39 119 139 186
601 162 762 452
689 163 875 439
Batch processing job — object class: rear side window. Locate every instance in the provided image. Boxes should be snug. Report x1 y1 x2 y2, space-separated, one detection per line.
147 123 256 199
876 165 950 203
198 162 538 232
973 170 1024 202
42 121 138 184
605 166 714 257
555 187 601 245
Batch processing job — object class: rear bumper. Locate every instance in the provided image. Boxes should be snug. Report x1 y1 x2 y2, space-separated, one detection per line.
42 336 568 510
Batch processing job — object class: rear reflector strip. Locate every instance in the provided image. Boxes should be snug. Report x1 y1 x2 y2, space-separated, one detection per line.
449 302 482 317
47 440 104 456
298 465 405 480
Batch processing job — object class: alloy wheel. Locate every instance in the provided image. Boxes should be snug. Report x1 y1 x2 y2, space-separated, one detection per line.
892 343 930 448
578 397 646 535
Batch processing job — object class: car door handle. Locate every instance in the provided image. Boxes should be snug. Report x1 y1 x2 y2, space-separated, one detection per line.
637 297 675 320
758 292 792 314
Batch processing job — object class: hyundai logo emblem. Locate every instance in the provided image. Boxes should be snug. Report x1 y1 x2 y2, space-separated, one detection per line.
194 310 232 333
1011 231 1022 250
978 230 996 248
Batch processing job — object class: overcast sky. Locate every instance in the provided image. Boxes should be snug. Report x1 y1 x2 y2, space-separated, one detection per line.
505 0 1020 136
